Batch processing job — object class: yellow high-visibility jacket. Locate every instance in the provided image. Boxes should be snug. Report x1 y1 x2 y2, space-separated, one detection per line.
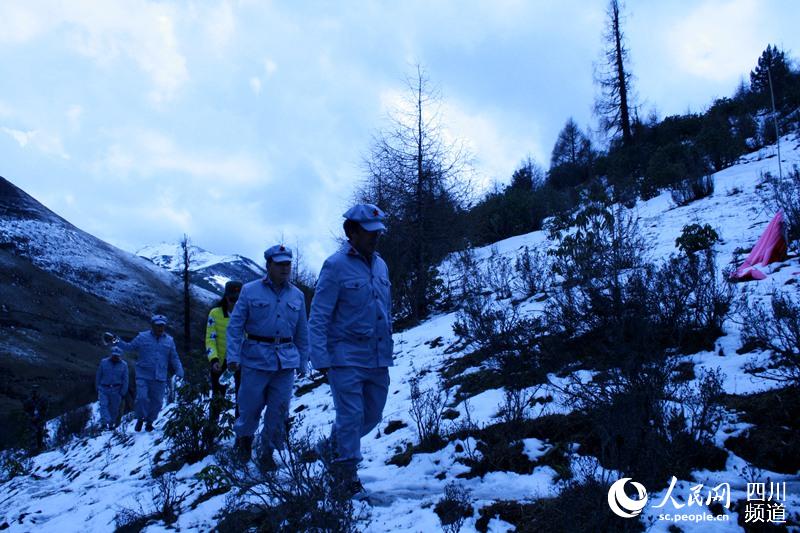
205 307 231 364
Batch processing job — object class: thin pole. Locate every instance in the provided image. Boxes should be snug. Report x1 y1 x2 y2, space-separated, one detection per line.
767 63 783 180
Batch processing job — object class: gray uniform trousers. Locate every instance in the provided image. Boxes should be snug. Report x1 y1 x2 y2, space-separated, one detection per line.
135 379 167 423
328 366 390 468
98 386 124 426
234 367 295 450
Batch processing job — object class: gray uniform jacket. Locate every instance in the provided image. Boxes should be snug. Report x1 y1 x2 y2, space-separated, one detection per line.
226 278 310 371
309 244 393 369
95 357 129 396
117 331 184 382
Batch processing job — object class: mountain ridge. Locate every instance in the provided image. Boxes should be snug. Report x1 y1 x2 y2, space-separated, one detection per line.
0 175 213 448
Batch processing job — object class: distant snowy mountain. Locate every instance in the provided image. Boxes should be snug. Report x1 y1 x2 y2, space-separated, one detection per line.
137 243 265 294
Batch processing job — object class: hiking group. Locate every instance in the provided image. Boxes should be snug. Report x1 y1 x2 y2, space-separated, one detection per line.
98 203 392 498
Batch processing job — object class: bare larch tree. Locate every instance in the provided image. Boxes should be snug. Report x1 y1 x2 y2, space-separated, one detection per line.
594 0 634 146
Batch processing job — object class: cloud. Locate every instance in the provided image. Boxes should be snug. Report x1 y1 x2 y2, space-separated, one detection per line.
66 105 83 130
0 1 188 103
3 128 33 147
665 0 763 82
2 127 70 159
376 86 545 191
203 0 236 50
250 77 262 95
141 191 194 229
443 101 546 190
96 129 266 186
0 3 50 43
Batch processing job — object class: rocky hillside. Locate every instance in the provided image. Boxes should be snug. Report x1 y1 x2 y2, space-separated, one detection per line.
0 176 213 448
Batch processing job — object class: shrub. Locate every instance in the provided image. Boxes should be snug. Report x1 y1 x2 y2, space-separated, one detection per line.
214 426 366 532
452 298 545 386
560 361 726 488
0 448 32 482
52 404 92 447
453 298 536 356
475 477 644 533
561 362 675 485
674 367 726 443
162 382 235 465
544 261 665 372
651 252 732 354
670 174 715 206
409 370 449 450
764 165 800 245
449 248 485 300
642 142 709 199
484 247 514 299
498 387 538 427
434 482 473 533
723 386 800 474
548 202 648 288
513 246 551 298
115 471 188 532
545 208 730 369
447 398 482 464
741 291 800 384
675 223 720 255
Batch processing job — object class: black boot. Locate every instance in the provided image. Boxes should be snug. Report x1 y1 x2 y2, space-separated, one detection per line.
257 448 277 472
145 421 154 432
329 463 363 499
314 438 333 466
235 436 253 462
135 419 144 432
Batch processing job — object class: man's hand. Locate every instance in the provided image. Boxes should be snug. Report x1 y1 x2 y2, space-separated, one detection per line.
228 362 240 372
317 367 329 378
211 361 221 373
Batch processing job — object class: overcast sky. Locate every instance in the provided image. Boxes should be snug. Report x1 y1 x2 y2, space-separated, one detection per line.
1 0 798 273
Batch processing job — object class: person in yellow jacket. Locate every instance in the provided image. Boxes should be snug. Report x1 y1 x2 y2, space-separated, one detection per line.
206 280 243 419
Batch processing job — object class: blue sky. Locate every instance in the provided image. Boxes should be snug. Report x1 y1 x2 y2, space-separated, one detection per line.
0 0 798 273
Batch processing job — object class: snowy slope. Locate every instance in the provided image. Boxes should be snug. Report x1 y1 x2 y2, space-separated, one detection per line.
0 176 190 315
2 137 800 532
137 242 265 294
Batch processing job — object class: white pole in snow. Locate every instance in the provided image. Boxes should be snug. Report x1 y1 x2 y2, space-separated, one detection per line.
767 63 783 180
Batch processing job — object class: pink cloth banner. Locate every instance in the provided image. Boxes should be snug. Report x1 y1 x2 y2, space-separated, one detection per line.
730 210 787 281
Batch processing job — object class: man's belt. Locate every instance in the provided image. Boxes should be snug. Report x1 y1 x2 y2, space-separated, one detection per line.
247 333 293 344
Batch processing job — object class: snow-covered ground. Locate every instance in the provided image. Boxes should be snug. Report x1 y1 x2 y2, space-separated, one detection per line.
2 137 799 532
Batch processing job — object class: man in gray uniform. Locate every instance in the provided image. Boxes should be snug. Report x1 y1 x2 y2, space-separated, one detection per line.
95 345 129 430
309 204 393 497
227 244 309 468
114 314 184 432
